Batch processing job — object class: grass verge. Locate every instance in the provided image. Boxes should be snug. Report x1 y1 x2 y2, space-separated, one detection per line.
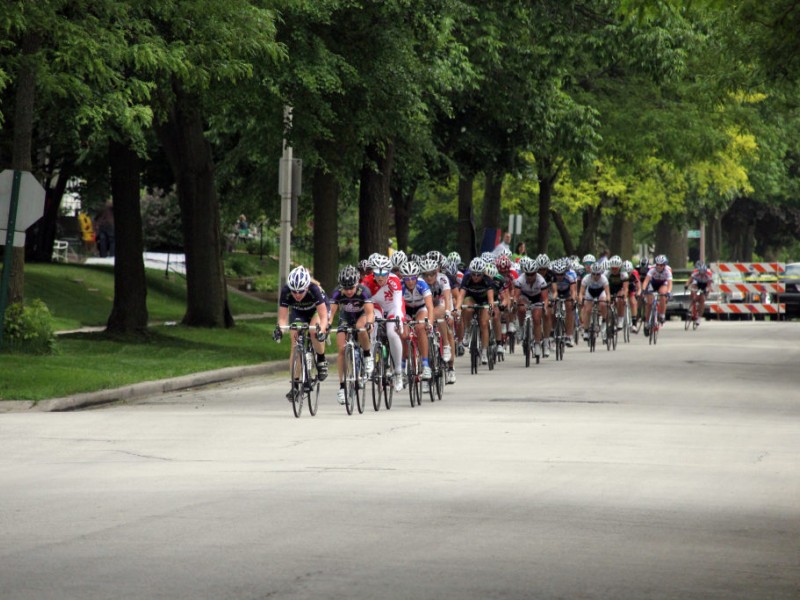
1 261 287 402
0 320 290 401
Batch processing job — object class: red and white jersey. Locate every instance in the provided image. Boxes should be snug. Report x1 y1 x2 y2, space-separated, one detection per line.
690 268 713 284
499 268 519 293
362 272 405 318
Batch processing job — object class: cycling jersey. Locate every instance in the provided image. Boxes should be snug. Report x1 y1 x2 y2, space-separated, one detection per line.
515 272 548 301
279 283 328 323
498 269 519 294
552 272 577 298
627 269 641 294
459 271 494 304
363 272 404 319
645 266 673 289
426 273 452 300
403 279 432 315
331 284 373 327
607 270 630 296
581 273 609 299
689 268 713 285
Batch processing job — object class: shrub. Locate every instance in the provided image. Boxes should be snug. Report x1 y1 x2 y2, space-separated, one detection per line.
2 299 58 355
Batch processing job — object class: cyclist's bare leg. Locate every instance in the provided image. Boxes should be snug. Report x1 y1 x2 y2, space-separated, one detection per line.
479 308 490 349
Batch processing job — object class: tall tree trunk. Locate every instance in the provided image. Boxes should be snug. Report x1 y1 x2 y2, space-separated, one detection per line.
578 205 602 256
6 32 41 305
312 169 339 293
359 142 394 258
457 174 475 261
610 213 634 259
106 139 148 335
537 169 554 254
27 164 70 262
156 80 232 327
551 210 575 257
707 215 722 263
655 217 688 267
391 179 415 253
481 171 503 238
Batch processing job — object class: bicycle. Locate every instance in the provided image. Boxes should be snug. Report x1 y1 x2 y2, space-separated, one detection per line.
643 292 670 345
462 304 491 374
551 298 567 361
276 323 321 418
684 288 705 331
605 301 618 351
340 325 368 415
583 298 604 353
520 302 542 367
622 296 632 343
405 319 426 407
428 318 447 401
372 317 399 411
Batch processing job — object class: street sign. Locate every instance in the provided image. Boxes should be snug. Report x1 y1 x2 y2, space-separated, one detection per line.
507 214 522 235
0 169 46 246
687 229 701 239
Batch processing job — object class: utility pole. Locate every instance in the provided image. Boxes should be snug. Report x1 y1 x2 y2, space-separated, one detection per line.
278 107 293 293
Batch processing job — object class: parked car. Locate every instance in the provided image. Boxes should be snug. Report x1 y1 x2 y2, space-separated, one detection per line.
778 262 800 318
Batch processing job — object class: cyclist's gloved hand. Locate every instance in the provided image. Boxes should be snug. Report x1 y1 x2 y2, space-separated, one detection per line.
316 330 327 343
366 322 373 332
272 327 282 342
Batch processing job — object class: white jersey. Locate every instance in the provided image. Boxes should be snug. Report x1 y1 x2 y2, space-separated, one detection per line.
646 266 673 286
364 273 404 319
514 273 548 298
581 273 609 291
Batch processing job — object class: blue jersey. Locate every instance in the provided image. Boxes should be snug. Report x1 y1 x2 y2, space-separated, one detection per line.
403 278 432 309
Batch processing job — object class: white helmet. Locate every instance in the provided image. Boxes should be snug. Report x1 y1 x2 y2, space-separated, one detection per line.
418 258 438 274
370 254 392 272
469 257 487 274
390 250 407 269
582 253 596 264
398 261 420 277
485 264 498 278
608 255 623 269
288 266 311 292
590 261 605 274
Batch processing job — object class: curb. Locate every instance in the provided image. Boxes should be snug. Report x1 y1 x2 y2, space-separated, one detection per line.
2 351 339 413
2 361 288 413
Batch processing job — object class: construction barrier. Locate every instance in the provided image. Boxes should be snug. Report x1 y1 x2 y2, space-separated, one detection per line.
710 262 785 318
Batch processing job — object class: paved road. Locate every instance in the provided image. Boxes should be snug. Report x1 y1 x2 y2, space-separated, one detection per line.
2 321 798 600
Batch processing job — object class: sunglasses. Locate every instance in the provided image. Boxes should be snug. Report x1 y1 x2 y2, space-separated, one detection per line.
403 276 418 282
374 271 389 277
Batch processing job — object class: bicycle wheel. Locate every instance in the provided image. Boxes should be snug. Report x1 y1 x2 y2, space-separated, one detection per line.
290 346 304 418
469 324 479 374
307 379 319 416
589 314 597 353
554 319 564 361
371 342 383 411
623 305 631 343
344 344 355 415
355 349 365 414
384 352 394 410
408 343 417 407
524 319 532 368
434 352 445 401
507 323 516 354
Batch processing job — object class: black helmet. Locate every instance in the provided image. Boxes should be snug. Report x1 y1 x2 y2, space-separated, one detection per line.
339 265 360 287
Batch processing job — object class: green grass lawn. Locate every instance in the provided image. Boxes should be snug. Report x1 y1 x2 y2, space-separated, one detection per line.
1 261 290 402
24 262 273 330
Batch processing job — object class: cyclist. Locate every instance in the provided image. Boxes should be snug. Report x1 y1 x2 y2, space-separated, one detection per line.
536 254 554 357
623 260 641 331
419 258 457 384
399 261 435 392
496 254 519 354
579 261 611 341
639 254 673 334
686 260 714 326
454 257 496 365
330 265 375 405
274 266 330 398
581 253 596 278
606 256 630 330
363 254 405 393
549 258 577 347
444 257 466 356
513 256 549 358
484 263 507 355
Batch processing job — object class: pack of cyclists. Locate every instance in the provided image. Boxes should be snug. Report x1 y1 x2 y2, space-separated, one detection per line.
274 248 690 406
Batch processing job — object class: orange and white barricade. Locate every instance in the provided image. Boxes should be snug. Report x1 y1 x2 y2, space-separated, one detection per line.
710 263 785 318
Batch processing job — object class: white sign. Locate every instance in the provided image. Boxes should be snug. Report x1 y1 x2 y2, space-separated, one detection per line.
507 214 522 235
0 169 46 246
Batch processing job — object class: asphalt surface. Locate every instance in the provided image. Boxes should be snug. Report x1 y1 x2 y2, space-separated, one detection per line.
1 320 798 600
